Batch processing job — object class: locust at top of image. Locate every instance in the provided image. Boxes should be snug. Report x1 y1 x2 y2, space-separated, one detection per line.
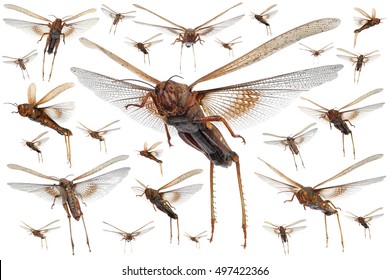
251 4 278 36
132 2 244 72
7 155 130 255
256 154 386 252
71 18 343 248
353 7 382 47
3 4 99 81
101 4 136 35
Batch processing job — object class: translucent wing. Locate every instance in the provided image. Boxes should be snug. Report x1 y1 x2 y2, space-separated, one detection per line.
354 7 373 20
195 15 244 37
132 21 184 36
41 102 75 123
255 172 300 195
197 65 342 129
339 103 385 123
339 88 383 110
74 167 131 202
316 176 386 200
363 207 384 218
38 219 60 231
60 18 99 41
29 131 49 143
35 83 75 106
161 184 203 205
293 128 318 145
71 67 169 134
7 182 61 204
2 18 49 37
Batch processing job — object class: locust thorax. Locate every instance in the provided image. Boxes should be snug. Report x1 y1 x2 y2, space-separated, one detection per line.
17 103 34 117
155 80 191 115
183 29 196 47
296 187 317 204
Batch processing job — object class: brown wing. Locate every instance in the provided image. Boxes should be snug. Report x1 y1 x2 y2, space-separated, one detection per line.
27 83 37 105
35 83 74 106
4 4 51 22
190 18 341 87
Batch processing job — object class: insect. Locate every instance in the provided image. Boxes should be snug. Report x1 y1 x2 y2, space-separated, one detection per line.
256 154 385 252
251 4 278 36
138 141 163 175
71 18 343 248
345 207 384 239
299 88 384 159
263 123 318 170
101 4 136 35
7 83 74 166
132 2 244 72
22 131 49 163
353 7 382 47
2 49 38 80
336 48 380 83
215 36 242 57
20 219 60 250
263 219 306 255
184 231 208 249
132 169 203 244
3 4 99 81
7 155 130 255
299 43 333 63
125 33 163 65
103 221 154 253
77 120 120 153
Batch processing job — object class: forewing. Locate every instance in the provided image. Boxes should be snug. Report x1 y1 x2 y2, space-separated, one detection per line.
73 155 129 181
339 88 383 110
64 8 96 22
255 172 300 195
354 7 372 20
133 21 183 36
198 65 342 130
191 18 341 87
71 67 169 134
364 207 384 218
161 184 202 205
28 83 37 105
42 102 75 122
7 163 57 181
7 183 61 204
158 169 203 191
74 167 131 202
314 154 384 188
3 4 51 22
35 83 74 106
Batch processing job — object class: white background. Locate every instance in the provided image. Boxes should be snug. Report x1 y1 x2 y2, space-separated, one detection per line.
0 0 388 279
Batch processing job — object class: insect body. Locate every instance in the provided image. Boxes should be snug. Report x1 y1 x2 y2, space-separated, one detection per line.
3 4 99 81
299 88 384 159
185 231 207 248
263 219 306 254
138 141 163 175
8 83 74 166
2 49 38 79
132 169 203 244
22 131 49 163
337 48 380 83
103 221 154 253
251 4 278 36
346 207 384 239
263 123 317 170
256 154 385 252
353 7 382 47
77 120 120 153
7 155 130 255
20 219 60 249
299 43 333 63
215 36 242 57
101 4 136 35
72 18 343 248
133 2 244 71
125 33 163 65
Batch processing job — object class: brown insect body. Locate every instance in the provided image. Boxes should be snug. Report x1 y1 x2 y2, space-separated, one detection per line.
353 7 381 47
72 18 343 248
20 219 60 249
125 33 163 65
256 154 385 252
346 207 384 239
101 4 136 35
4 4 98 81
185 231 207 248
139 141 163 175
251 4 278 36
23 131 49 163
7 155 130 255
3 49 38 79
